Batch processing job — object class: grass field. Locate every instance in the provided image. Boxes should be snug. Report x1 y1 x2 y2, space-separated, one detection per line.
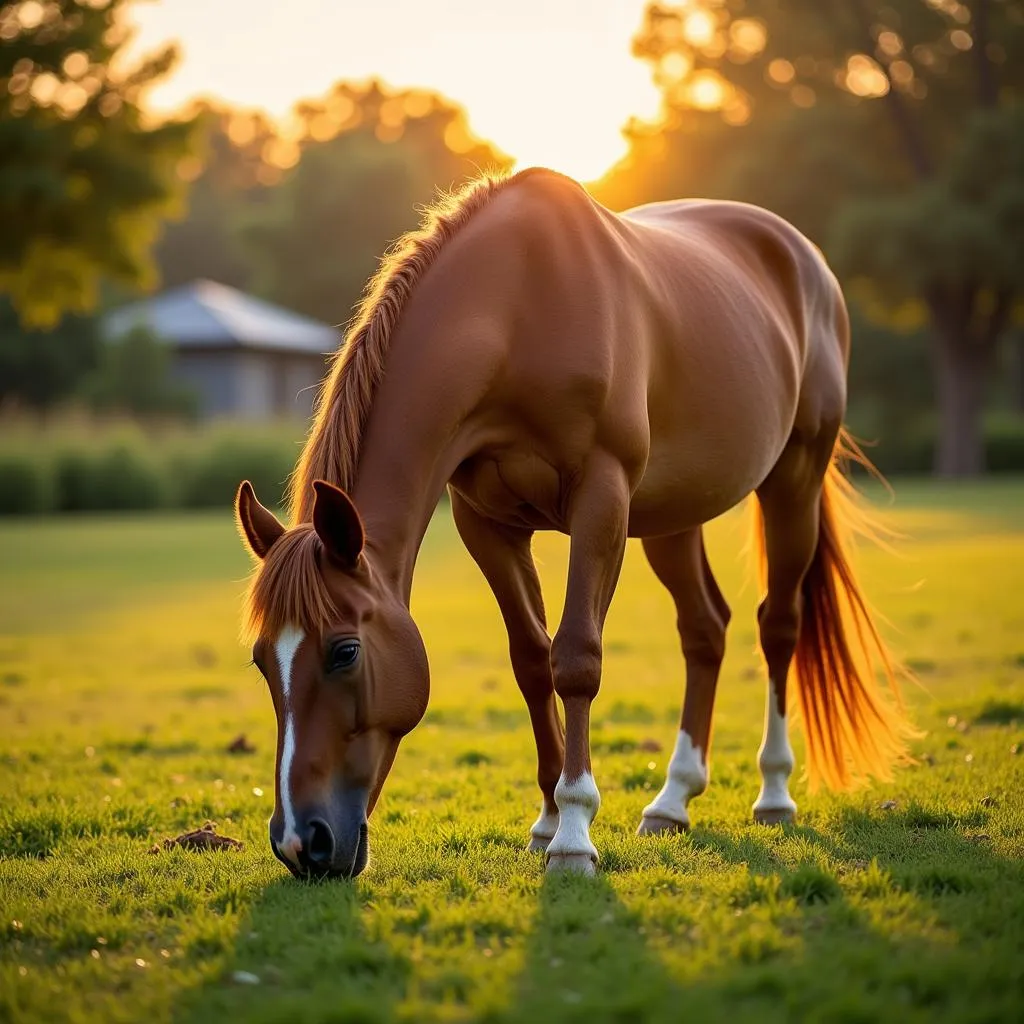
1 480 1023 1023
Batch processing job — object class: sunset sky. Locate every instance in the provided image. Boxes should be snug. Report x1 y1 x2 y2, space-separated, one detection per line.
127 0 664 182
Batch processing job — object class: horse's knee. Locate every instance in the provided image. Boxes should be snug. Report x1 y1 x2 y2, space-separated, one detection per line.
550 624 602 702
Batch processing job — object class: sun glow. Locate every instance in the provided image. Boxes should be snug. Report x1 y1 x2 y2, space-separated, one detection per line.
128 0 663 183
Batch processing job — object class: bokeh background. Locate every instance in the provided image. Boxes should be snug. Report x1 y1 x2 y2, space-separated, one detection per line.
3 6 1024 1021
1 0 1023 504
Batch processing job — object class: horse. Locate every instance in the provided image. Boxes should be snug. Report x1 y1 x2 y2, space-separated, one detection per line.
235 166 915 879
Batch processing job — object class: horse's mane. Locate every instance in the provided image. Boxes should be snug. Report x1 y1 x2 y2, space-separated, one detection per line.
243 524 334 642
286 166 536 524
245 167 542 640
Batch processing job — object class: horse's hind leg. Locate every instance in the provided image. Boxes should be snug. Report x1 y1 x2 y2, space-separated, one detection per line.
752 429 836 824
637 528 730 835
451 491 565 852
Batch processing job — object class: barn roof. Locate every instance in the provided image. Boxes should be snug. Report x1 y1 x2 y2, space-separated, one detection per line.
102 280 340 356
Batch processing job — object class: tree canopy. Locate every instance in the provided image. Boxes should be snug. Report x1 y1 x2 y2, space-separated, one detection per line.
605 0 1024 474
0 0 196 326
152 82 510 329
239 81 512 326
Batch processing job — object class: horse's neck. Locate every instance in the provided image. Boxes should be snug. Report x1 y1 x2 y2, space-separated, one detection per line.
349 391 466 606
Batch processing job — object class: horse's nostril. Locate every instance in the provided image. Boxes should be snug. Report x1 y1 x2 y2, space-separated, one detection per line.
306 818 335 866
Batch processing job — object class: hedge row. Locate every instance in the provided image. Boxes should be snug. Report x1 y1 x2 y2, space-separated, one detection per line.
0 423 304 516
855 418 1024 477
0 417 1022 516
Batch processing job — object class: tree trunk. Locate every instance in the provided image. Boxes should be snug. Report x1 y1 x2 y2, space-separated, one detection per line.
1013 332 1024 415
932 325 990 477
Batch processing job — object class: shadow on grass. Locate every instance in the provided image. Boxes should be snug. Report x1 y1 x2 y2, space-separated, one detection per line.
676 807 1024 1021
172 875 408 1024
494 868 681 1023
173 803 1024 1024
494 805 1024 1024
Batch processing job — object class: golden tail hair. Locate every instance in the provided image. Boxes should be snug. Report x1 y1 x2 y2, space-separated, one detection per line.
753 429 918 791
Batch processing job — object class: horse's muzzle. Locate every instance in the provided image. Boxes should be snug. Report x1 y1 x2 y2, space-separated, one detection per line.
270 788 369 880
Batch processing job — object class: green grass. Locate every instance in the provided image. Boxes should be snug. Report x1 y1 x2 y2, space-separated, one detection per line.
2 481 1023 1023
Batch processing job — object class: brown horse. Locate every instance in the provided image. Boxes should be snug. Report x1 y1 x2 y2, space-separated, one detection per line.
235 167 914 879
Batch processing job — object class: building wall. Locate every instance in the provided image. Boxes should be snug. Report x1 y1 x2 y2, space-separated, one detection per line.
235 352 275 418
172 352 236 417
171 349 327 420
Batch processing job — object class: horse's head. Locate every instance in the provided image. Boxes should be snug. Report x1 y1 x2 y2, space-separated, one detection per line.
235 479 428 879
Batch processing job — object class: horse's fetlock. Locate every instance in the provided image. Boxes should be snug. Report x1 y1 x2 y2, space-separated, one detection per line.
554 772 600 818
759 748 795 776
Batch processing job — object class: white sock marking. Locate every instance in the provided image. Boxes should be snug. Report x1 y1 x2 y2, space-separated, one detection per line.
530 801 559 842
274 625 305 860
546 772 600 862
753 680 797 818
642 729 707 828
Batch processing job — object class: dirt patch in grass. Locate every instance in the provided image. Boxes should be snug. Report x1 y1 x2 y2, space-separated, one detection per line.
148 822 243 854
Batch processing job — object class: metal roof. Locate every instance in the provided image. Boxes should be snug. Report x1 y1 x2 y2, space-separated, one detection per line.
102 279 340 355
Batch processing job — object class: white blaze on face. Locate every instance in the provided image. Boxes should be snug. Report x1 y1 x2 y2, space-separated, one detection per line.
274 625 306 861
753 680 797 819
641 729 707 829
546 772 601 862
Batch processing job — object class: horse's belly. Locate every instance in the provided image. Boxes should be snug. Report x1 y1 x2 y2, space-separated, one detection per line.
627 429 784 536
628 313 801 535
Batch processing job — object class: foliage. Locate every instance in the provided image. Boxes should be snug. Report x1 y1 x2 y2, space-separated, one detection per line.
833 104 1024 304
0 296 99 407
149 82 511 330
0 450 52 514
614 0 1024 476
77 326 197 420
169 429 300 510
241 81 512 325
52 440 168 511
153 101 278 293
0 0 198 326
0 415 303 515
1 486 1023 1019
846 309 934 441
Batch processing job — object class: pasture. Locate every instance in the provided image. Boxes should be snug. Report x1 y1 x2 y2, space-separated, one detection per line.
1 480 1022 1023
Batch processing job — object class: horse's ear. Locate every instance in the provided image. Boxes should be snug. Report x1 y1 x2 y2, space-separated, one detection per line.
312 480 365 568
235 480 285 560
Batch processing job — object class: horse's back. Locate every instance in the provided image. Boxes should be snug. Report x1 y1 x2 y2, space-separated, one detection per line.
441 172 850 535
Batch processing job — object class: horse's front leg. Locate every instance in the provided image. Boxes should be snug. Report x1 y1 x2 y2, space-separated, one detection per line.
450 492 565 852
546 457 630 875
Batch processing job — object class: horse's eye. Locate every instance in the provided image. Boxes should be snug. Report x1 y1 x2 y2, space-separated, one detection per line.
327 639 360 673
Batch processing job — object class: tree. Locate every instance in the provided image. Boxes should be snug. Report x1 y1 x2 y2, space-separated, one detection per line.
240 81 512 326
0 296 99 407
79 324 197 419
153 101 279 293
623 0 1024 475
833 102 1024 474
0 0 197 326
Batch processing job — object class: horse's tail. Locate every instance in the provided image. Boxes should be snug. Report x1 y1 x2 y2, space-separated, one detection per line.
753 429 918 791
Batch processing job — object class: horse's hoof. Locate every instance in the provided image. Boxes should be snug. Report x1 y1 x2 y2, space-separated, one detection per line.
753 806 796 825
637 814 689 836
527 833 553 853
545 853 597 875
